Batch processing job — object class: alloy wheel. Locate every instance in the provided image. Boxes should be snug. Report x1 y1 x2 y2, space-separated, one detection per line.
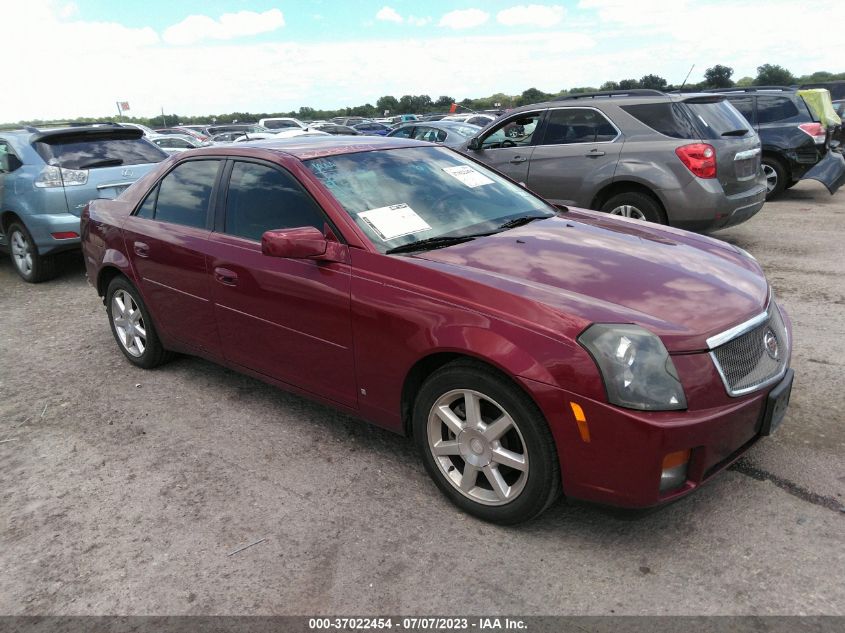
10 230 33 276
427 389 529 506
111 290 147 357
609 204 647 220
762 164 778 193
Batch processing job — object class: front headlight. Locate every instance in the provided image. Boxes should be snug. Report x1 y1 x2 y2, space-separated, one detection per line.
578 324 687 411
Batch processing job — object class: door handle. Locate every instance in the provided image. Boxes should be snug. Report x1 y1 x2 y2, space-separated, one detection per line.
133 241 150 258
585 149 606 157
509 156 528 164
214 267 238 286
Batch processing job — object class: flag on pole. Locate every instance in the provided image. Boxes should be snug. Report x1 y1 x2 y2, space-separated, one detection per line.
118 101 130 112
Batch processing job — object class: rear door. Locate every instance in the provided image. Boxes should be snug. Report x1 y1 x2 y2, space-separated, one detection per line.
122 158 223 355
467 110 545 183
525 107 623 206
31 128 167 217
205 159 357 407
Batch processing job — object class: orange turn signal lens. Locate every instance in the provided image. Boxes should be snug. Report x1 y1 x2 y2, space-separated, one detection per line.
662 449 691 470
569 402 590 443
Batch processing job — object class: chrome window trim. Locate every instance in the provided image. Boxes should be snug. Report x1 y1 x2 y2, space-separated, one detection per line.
97 181 135 190
540 106 622 146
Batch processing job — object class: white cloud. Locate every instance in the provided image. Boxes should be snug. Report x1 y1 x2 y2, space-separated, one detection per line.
58 2 78 19
439 8 490 29
408 15 432 27
497 4 565 27
163 9 285 46
375 6 403 23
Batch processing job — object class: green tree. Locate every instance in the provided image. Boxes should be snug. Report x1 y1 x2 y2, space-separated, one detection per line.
599 81 619 91
639 74 667 90
617 78 640 90
703 64 734 88
376 95 399 115
755 64 795 86
516 87 551 106
434 95 455 108
735 76 754 87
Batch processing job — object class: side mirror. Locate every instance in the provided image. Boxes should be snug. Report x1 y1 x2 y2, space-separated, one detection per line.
262 226 327 259
467 137 481 151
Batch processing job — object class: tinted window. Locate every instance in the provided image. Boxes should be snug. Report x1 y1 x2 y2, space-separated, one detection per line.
685 99 753 138
756 97 801 124
224 162 326 241
727 97 755 124
135 187 157 219
541 108 618 145
0 139 21 172
264 120 299 129
621 102 699 139
390 126 414 139
34 136 167 170
154 160 220 228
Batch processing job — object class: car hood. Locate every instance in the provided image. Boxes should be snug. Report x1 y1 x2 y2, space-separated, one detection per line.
409 210 769 352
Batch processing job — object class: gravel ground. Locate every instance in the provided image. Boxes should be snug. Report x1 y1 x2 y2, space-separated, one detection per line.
1 181 843 616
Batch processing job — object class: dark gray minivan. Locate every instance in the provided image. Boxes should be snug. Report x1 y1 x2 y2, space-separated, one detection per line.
462 90 767 232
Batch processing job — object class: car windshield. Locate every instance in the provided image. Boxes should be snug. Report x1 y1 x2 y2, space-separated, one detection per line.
304 146 554 253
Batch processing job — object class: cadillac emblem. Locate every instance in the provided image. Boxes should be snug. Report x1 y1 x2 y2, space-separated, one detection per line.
763 329 779 360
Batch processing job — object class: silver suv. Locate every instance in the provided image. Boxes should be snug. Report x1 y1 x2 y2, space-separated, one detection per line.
462 89 767 231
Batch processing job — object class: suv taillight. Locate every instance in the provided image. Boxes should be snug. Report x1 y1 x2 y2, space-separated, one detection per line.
675 143 717 179
798 122 826 145
34 165 88 188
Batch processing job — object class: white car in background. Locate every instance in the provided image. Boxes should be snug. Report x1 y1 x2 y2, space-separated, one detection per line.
442 113 496 127
258 117 309 131
148 133 204 153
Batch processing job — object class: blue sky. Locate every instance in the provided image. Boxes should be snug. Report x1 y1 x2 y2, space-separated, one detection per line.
2 1 841 121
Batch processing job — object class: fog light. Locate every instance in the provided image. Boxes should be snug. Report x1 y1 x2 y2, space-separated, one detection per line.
660 449 691 493
51 231 79 240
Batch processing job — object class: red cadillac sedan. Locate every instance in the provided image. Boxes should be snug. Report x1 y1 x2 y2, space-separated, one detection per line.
81 137 793 524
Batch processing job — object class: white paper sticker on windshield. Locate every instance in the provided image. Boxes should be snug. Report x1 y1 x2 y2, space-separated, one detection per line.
443 165 495 188
357 204 432 241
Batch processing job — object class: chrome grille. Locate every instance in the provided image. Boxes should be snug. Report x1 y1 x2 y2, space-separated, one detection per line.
709 302 789 396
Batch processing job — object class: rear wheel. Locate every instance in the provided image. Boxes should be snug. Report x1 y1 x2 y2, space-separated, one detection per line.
600 191 665 224
762 157 787 199
105 276 173 369
413 360 561 524
8 222 58 283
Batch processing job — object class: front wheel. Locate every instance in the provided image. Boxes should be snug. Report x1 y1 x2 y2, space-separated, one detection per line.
600 191 665 223
413 360 561 524
8 222 58 283
105 276 173 369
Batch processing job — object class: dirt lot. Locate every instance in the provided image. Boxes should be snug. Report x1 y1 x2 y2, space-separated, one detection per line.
1 181 843 616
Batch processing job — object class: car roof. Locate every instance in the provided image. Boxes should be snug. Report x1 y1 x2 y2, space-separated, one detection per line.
189 135 431 160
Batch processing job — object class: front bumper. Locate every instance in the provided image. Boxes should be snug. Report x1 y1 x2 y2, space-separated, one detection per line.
519 369 792 509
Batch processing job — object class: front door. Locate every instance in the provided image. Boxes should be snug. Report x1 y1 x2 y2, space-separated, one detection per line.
205 159 357 407
465 110 545 184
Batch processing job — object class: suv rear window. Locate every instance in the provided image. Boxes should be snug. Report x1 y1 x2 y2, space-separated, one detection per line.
621 102 699 139
34 137 166 170
683 99 752 139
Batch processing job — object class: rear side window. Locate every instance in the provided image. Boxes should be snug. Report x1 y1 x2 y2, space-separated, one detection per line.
140 160 221 229
756 97 802 124
264 120 298 129
621 103 699 139
684 99 753 138
727 97 755 125
34 137 166 170
223 161 326 241
541 108 618 145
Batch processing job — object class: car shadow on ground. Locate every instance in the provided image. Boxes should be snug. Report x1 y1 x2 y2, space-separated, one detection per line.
0 249 87 283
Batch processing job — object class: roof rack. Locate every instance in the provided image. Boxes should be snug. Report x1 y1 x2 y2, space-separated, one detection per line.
556 89 666 101
702 86 795 93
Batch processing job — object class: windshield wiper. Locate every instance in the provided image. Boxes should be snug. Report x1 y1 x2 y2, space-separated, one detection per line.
721 129 749 137
386 234 478 255
78 158 124 169
497 215 549 230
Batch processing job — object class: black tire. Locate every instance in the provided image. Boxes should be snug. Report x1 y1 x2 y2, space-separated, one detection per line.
105 276 173 369
412 359 561 524
599 191 665 224
762 156 787 199
7 222 58 283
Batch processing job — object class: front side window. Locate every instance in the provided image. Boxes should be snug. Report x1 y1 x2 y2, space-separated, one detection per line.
223 161 326 241
150 160 221 228
540 108 618 145
305 146 554 253
479 111 543 149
